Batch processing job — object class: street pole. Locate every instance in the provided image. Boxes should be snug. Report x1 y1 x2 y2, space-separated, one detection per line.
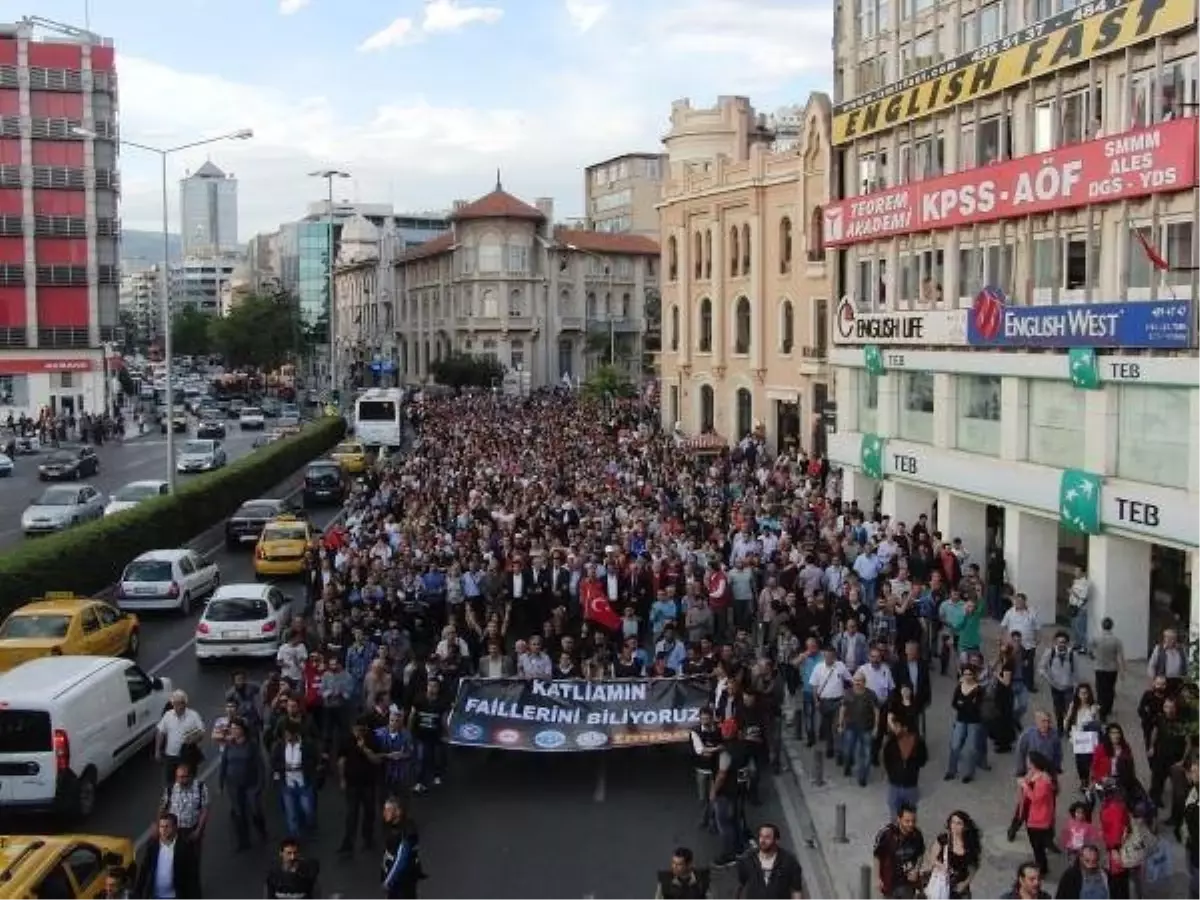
160 150 176 493
308 170 350 409
607 264 615 367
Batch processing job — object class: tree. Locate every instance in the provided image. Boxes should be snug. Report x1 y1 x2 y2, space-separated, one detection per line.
209 294 299 371
171 306 212 357
428 352 505 392
585 329 615 366
582 364 636 401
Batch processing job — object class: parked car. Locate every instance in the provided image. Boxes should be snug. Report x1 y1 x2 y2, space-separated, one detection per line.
116 548 221 615
0 656 171 819
105 479 169 516
238 406 266 430
196 415 227 439
196 583 294 662
303 459 347 507
22 485 105 536
0 595 140 673
176 439 227 474
37 446 99 481
225 497 302 549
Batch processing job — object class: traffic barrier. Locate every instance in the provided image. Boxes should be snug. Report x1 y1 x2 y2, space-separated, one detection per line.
0 416 346 616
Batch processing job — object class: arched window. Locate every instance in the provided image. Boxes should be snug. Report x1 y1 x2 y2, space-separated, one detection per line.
781 300 795 353
559 288 572 312
730 225 741 276
602 292 611 317
808 206 825 261
670 305 680 352
734 296 751 354
741 223 751 274
667 235 678 281
700 384 715 433
586 291 596 319
780 217 793 274
621 292 631 318
698 297 713 352
704 230 713 279
736 387 753 439
480 288 498 318
508 288 523 316
694 232 703 279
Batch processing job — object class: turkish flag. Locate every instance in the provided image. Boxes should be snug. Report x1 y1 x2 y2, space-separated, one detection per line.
581 579 621 632
1134 228 1170 271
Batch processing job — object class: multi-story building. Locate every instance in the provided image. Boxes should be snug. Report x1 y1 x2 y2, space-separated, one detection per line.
826 0 1198 652
657 94 835 453
330 214 405 387
0 16 119 419
584 153 667 236
180 160 237 257
334 180 659 390
119 266 160 343
169 255 238 316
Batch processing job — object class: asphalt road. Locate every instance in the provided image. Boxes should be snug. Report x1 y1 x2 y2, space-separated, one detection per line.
0 422 264 549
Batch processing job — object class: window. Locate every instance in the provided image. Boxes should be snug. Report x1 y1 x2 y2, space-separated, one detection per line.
858 372 879 434
779 217 793 273
620 292 631 318
667 236 678 281
859 0 878 38
815 298 829 353
1124 59 1199 128
478 242 502 273
808 206 825 262
736 388 753 439
480 288 498 318
33 864 73 900
780 300 795 354
510 339 525 372
1165 221 1196 286
1028 380 1085 468
508 289 524 316
0 373 28 407
1033 100 1055 153
858 151 888 194
857 56 888 93
559 288 573 312
704 230 713 279
958 125 977 170
64 845 104 893
124 664 153 702
730 225 741 276
978 0 1005 44
899 254 919 305
700 384 715 432
977 114 1012 164
558 339 574 378
960 11 976 51
670 306 680 351
698 298 713 352
958 244 1013 298
1127 226 1154 290
1118 386 1192 489
879 0 891 30
741 224 751 274
586 291 597 319
506 245 528 272
669 385 679 426
1032 236 1057 288
734 297 751 354
694 232 703 279
956 375 1001 455
898 371 934 443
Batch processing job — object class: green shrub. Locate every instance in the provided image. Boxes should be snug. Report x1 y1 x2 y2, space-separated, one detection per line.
0 417 346 616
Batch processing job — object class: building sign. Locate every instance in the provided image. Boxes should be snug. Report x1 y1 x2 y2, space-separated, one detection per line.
0 358 95 375
1102 479 1199 546
968 289 1193 348
834 298 968 346
831 0 1195 144
823 119 1198 246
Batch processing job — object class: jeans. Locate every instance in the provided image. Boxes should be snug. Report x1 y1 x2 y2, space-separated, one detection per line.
1012 682 1029 728
986 583 1005 620
886 784 920 818
415 737 446 785
1071 605 1089 648
280 781 315 836
227 784 266 849
713 794 741 860
861 578 877 607
1020 648 1037 692
340 782 376 851
840 726 871 783
818 699 841 757
1050 687 1073 734
1095 670 1117 720
946 720 982 778
796 694 817 742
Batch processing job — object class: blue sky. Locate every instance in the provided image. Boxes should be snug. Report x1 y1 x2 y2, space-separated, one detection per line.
9 0 832 237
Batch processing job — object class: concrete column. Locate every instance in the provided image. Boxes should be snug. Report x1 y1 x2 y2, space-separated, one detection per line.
1083 386 1119 476
1190 390 1200 495
1089 534 1153 658
882 481 933 526
843 469 877 508
1000 376 1029 461
939 491 989 579
933 373 956 449
1004 508 1059 628
837 366 858 433
876 372 899 436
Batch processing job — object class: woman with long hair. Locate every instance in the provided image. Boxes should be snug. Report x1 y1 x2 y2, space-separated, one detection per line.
1065 682 1101 793
1091 722 1139 797
1022 750 1058 876
927 810 981 898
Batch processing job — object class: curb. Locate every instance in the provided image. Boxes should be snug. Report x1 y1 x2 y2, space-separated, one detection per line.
779 731 843 899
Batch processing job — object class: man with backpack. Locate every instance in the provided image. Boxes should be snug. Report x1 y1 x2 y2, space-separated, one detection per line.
1039 631 1078 735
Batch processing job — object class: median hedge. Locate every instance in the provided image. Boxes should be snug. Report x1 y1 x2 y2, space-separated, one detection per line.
0 416 346 618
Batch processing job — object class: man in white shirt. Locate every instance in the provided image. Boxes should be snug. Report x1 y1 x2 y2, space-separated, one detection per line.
1000 592 1042 692
517 636 553 679
808 646 851 761
276 631 308 686
155 691 205 787
857 645 896 763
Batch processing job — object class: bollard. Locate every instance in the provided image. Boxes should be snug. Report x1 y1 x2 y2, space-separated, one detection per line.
834 802 849 843
811 742 825 785
858 864 873 898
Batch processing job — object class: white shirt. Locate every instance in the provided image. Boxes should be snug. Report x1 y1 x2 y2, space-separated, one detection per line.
276 642 308 682
157 708 205 757
512 571 524 598
1001 607 1041 649
808 660 851 700
607 572 619 601
153 838 177 899
856 662 895 703
283 741 305 788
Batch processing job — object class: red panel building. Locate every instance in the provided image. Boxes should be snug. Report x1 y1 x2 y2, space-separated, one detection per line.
0 16 119 417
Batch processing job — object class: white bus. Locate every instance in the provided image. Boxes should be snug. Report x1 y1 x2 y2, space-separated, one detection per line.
354 387 404 448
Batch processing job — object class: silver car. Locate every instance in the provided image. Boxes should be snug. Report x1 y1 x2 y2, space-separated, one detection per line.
176 439 227 474
22 484 106 536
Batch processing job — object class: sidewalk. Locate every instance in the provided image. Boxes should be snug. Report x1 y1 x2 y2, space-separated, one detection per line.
780 619 1193 898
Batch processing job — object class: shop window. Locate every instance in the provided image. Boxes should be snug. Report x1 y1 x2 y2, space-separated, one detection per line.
956 375 1001 455
1028 380 1085 469
898 371 934 443
858 371 879 434
1117 386 1191 489
698 298 713 352
780 300 794 354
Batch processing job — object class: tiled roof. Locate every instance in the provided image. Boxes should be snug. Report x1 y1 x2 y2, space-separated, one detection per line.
448 188 545 222
397 231 456 263
553 227 660 256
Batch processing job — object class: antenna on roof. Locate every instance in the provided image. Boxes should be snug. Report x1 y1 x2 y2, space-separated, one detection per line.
495 168 502 191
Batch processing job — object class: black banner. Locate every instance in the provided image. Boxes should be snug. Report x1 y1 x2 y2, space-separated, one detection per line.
447 677 711 752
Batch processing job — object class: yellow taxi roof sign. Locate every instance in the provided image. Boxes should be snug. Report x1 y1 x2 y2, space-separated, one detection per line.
42 591 80 600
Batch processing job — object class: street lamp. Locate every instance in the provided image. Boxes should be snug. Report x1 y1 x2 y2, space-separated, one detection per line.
72 126 253 492
564 243 616 367
308 169 351 408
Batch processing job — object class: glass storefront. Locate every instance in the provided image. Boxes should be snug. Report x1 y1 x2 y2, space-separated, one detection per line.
898 371 934 443
858 371 879 434
1028 380 1084 469
956 374 1001 455
1117 385 1192 489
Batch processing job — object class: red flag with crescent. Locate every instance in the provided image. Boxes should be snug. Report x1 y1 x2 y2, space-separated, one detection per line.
581 578 621 631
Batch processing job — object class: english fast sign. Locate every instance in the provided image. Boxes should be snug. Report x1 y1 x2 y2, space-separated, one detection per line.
832 0 1195 144
823 119 1198 247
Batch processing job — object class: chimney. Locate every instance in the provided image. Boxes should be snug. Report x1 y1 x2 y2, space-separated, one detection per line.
535 197 554 221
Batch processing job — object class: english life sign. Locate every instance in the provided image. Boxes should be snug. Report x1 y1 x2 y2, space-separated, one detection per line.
968 290 1194 348
833 298 968 346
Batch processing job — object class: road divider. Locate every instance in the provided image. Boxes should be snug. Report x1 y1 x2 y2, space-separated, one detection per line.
0 416 346 617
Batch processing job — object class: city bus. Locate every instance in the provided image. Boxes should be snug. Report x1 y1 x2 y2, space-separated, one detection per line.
354 387 404 449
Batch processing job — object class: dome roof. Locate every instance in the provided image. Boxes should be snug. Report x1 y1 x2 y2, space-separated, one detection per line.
340 213 379 245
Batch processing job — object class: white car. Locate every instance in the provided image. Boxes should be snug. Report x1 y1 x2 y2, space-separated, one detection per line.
239 406 266 430
196 583 293 662
176 438 227 474
116 548 220 615
0 452 11 476
105 479 170 516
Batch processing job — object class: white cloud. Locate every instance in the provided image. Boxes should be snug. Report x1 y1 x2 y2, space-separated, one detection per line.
278 0 309 14
565 0 609 33
357 16 418 52
421 0 503 34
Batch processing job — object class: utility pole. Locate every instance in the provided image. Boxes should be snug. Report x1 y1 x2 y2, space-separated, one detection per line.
309 169 351 407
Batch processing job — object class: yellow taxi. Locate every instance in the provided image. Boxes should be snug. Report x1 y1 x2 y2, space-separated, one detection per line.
253 514 314 578
0 595 139 673
0 833 135 899
330 440 369 473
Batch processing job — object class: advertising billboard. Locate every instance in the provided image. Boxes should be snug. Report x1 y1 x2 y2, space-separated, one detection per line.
823 119 1198 247
968 288 1194 348
831 0 1195 145
833 298 968 346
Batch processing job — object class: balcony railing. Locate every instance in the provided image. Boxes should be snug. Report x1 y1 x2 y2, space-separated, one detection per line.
0 327 28 348
558 316 584 331
0 215 22 237
38 327 89 349
0 117 20 138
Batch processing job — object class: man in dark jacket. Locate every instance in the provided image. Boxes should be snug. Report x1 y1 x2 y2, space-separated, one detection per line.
1054 843 1109 899
736 824 804 899
380 796 424 899
264 837 320 899
890 640 931 734
655 846 711 899
134 813 202 899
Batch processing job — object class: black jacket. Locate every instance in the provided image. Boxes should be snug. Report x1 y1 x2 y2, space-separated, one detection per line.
891 657 932 711
133 838 202 899
1054 863 1108 899
736 849 804 899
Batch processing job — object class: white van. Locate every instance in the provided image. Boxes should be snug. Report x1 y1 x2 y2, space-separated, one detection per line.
0 656 172 820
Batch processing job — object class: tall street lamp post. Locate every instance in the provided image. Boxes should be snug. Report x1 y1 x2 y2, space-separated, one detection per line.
73 127 253 492
308 169 351 408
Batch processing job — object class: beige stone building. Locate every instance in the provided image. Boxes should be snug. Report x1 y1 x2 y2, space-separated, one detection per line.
657 94 834 453
584 153 667 237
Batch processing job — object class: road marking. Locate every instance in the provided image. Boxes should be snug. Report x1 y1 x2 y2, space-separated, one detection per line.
146 641 197 676
593 757 607 803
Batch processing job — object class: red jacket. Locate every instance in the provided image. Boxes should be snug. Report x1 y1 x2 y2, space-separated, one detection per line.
706 569 730 611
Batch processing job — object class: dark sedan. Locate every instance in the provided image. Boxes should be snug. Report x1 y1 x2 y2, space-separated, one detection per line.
196 417 227 439
302 460 347 508
37 446 99 481
225 498 303 550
